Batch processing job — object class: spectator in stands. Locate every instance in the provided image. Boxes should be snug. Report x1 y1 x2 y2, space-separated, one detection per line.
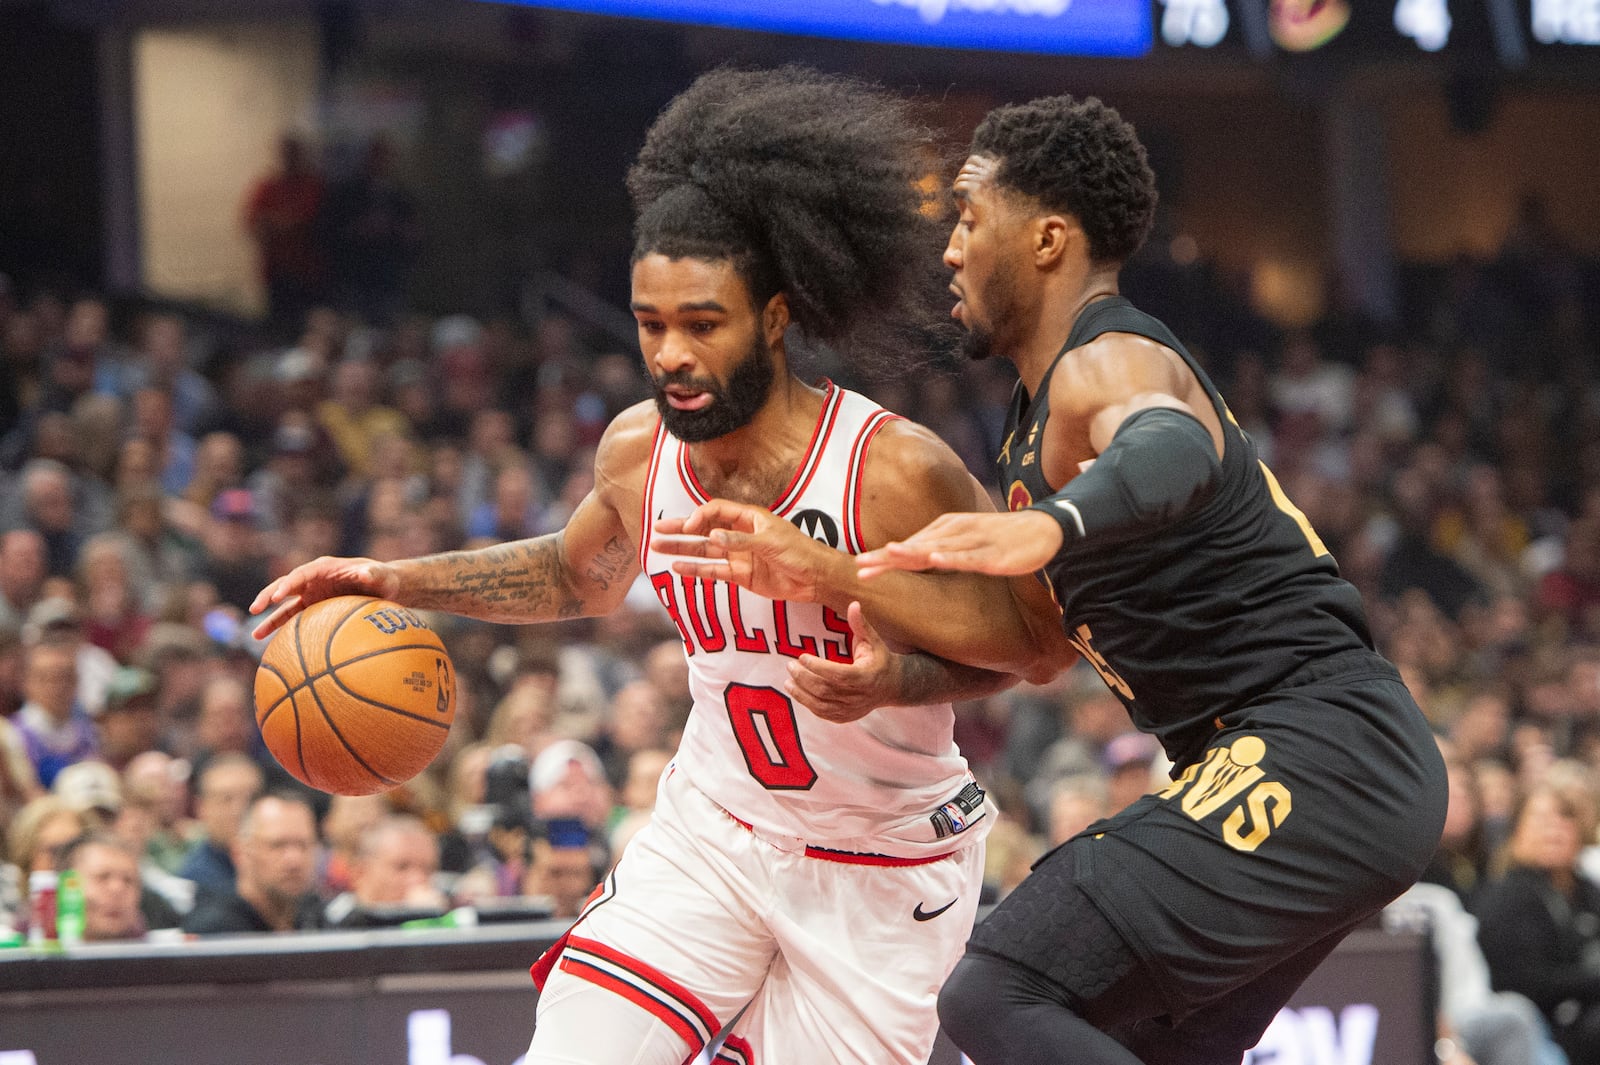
120 749 197 876
1047 773 1111 849
529 739 612 844
60 830 173 940
176 751 264 894
180 431 246 518
1538 516 1600 643
1382 465 1488 621
243 134 327 335
130 386 197 500
0 676 42 828
14 635 96 787
522 819 601 920
125 312 220 435
1474 773 1600 1063
318 792 389 898
323 813 448 927
7 458 99 578
0 528 47 630
247 420 321 535
198 488 271 613
8 793 89 874
606 746 671 857
1388 881 1567 1065
76 533 152 664
593 679 668 791
182 790 324 934
1422 748 1494 910
51 758 122 831
318 358 410 478
321 137 419 327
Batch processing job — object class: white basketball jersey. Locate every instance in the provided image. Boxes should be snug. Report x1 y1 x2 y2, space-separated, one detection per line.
641 383 990 860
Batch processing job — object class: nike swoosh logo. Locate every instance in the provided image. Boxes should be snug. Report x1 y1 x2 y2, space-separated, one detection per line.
913 899 958 922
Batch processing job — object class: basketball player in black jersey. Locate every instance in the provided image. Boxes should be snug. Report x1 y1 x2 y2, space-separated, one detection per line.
844 96 1451 1064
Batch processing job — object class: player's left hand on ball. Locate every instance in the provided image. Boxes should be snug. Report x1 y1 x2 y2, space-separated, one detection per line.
786 602 897 723
856 510 1063 580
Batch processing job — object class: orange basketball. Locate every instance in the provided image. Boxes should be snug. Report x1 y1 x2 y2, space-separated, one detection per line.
254 595 456 796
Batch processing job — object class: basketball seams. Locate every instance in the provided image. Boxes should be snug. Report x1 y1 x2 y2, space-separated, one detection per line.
321 595 378 674
324 669 454 731
256 659 294 725
289 610 311 781
299 660 397 792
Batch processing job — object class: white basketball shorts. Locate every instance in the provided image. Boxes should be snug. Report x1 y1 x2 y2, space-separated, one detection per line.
526 766 984 1065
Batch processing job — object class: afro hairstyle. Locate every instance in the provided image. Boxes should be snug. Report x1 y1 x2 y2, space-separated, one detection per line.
970 95 1158 266
627 66 953 374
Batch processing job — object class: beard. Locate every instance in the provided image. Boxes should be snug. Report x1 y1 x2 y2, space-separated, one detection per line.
652 331 776 443
957 255 1022 363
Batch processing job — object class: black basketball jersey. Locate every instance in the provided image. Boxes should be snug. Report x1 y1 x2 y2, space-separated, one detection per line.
998 297 1374 769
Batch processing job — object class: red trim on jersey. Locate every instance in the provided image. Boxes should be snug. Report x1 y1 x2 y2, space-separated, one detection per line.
715 1034 755 1065
773 382 843 517
675 381 842 513
723 809 955 867
556 935 723 1058
843 410 903 554
676 436 708 506
640 418 667 571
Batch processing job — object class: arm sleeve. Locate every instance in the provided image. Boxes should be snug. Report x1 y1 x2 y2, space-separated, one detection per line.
1027 405 1221 557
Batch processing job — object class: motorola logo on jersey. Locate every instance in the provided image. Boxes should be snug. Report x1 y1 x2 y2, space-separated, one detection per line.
789 509 840 548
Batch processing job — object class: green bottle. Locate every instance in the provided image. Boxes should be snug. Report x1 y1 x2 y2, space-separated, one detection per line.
56 868 85 947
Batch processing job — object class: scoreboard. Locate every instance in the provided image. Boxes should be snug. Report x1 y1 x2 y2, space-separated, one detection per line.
1156 0 1600 70
485 0 1600 71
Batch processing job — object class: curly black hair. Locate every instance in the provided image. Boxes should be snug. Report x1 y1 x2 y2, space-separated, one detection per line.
970 95 1158 266
628 66 953 373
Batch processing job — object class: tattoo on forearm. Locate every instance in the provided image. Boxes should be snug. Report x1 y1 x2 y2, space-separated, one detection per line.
408 539 583 621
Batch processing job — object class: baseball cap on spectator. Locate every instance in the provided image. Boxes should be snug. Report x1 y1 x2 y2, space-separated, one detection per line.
530 740 606 797
24 596 82 645
140 621 212 669
1103 732 1161 773
101 665 158 715
54 760 123 818
212 488 257 524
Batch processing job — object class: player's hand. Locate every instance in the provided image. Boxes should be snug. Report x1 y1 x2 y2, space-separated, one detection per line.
786 602 897 723
856 510 1063 580
249 556 400 640
652 499 827 603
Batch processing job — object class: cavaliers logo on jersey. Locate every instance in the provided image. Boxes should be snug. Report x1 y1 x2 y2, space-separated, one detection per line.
1007 481 1033 513
790 509 840 548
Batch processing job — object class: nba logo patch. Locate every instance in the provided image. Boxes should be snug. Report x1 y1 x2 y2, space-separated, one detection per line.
929 782 986 839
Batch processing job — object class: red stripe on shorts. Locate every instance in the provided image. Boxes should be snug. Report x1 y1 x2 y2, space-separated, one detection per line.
723 809 955 866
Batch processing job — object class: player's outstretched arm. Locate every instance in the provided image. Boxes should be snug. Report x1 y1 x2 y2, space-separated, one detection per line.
252 408 653 639
656 420 1074 682
785 602 1019 723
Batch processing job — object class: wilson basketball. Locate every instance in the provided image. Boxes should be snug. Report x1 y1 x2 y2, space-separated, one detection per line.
254 596 456 796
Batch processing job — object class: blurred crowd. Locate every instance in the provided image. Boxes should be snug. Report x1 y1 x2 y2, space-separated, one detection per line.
1 141 1600 1062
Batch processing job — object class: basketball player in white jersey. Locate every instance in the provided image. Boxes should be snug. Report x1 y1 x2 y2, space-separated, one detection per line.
252 68 1067 1065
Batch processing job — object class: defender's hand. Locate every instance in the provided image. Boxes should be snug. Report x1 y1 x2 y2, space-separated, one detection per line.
652 498 828 603
856 510 1063 580
786 602 897 724
250 556 400 640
